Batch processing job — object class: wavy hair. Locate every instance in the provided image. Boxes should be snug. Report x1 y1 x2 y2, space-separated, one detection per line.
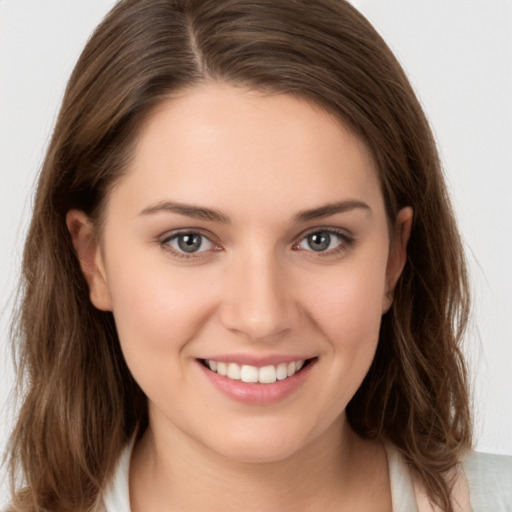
6 0 471 510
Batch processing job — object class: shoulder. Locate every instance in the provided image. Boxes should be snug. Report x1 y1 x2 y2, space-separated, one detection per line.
385 443 512 512
461 451 512 511
99 440 133 512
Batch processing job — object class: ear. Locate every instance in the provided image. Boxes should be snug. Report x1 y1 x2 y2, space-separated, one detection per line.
66 210 112 311
382 206 413 313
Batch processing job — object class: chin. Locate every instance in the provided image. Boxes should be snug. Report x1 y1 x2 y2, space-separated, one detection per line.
214 441 302 464
199 423 318 465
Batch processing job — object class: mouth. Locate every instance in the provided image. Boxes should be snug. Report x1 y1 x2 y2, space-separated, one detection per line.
200 358 316 384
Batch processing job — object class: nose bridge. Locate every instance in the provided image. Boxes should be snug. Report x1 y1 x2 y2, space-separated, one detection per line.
220 244 297 341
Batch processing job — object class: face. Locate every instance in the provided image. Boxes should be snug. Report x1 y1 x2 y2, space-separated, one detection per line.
68 83 411 463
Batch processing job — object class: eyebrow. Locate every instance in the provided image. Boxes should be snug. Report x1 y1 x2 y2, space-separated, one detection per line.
140 201 231 223
293 200 371 222
139 199 371 223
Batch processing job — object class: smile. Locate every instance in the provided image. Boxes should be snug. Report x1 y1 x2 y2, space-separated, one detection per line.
203 359 306 384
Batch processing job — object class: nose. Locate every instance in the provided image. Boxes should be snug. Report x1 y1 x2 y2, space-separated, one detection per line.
218 249 300 342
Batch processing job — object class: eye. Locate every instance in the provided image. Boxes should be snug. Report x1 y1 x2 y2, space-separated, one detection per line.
162 231 214 255
295 229 351 254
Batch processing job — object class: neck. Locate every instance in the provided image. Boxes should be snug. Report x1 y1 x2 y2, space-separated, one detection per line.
129 415 391 512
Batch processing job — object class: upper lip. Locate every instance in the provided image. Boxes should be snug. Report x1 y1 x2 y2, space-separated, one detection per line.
198 354 317 367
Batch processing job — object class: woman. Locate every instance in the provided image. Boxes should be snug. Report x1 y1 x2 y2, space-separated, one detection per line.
4 0 511 511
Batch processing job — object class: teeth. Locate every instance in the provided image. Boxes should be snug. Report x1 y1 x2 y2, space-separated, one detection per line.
276 363 288 380
259 365 277 384
217 362 227 376
205 359 307 384
227 363 241 380
240 365 259 383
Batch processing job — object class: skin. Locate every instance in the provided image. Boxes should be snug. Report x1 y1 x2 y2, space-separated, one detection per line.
68 83 412 511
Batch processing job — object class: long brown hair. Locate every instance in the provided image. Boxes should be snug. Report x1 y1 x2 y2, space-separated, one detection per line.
6 0 472 510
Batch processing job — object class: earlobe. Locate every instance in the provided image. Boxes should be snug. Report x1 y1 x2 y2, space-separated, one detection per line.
382 207 413 313
66 210 112 311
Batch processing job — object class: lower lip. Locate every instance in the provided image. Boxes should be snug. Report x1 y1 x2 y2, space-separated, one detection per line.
198 360 316 405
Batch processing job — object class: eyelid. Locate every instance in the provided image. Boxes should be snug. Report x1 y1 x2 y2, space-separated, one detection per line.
293 227 354 255
157 226 354 261
159 228 221 259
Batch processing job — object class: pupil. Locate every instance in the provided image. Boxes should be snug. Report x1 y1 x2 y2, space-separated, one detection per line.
308 232 330 251
178 233 202 253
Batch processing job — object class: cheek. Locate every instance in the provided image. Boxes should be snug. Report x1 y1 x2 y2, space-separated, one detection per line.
307 258 388 347
302 251 388 401
105 257 217 366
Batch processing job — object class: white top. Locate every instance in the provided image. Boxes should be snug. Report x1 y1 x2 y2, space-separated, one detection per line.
99 442 512 512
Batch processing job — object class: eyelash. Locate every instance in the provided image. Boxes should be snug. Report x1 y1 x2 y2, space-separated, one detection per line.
159 229 219 261
293 228 354 257
159 228 354 261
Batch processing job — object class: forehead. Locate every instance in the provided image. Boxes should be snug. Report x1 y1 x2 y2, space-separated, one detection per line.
108 83 384 223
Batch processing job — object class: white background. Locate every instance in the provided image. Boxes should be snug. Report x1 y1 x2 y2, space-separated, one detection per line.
1 0 511 504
